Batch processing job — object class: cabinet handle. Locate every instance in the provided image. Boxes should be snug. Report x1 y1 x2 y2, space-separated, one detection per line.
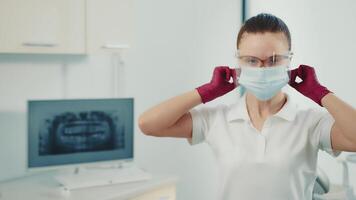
22 42 58 47
102 44 130 49
158 196 171 200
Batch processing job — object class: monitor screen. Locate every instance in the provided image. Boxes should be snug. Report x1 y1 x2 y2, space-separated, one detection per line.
27 98 134 168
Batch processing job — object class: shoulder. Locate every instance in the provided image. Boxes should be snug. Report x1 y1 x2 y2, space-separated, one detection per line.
294 106 333 134
189 103 226 121
295 106 330 121
191 103 230 116
189 103 235 127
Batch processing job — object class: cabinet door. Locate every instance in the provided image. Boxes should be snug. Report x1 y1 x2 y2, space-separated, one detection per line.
0 0 85 54
86 0 134 53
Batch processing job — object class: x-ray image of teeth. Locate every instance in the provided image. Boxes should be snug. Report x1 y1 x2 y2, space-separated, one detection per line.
38 111 125 155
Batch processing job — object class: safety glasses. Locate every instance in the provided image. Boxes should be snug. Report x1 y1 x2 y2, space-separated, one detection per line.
235 50 293 68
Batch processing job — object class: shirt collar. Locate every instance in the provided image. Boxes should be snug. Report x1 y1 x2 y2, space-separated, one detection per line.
227 93 249 122
227 92 297 122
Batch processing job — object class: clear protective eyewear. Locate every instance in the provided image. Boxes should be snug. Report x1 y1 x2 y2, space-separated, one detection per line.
236 50 293 68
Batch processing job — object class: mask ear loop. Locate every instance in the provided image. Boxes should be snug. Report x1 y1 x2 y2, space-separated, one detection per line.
234 50 242 82
234 50 246 97
285 51 293 79
233 64 243 97
235 68 245 97
287 68 291 80
235 67 241 81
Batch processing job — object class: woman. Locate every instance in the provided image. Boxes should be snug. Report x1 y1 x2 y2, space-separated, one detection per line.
138 13 356 199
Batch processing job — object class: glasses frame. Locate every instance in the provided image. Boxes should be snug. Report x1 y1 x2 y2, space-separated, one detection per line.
235 50 294 68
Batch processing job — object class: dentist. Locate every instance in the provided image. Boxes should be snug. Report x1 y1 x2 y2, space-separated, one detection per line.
138 13 356 200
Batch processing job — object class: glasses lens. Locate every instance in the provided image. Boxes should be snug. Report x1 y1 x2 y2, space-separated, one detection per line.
238 56 261 67
266 55 291 67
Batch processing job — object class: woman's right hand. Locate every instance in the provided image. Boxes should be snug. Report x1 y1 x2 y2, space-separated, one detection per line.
196 66 238 103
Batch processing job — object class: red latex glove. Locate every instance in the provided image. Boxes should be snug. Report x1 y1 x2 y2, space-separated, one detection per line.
289 65 332 106
196 66 238 104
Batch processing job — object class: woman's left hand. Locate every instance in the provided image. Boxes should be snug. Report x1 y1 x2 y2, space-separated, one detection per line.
288 64 331 106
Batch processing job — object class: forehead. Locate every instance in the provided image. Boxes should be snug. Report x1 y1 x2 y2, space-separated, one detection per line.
238 32 289 58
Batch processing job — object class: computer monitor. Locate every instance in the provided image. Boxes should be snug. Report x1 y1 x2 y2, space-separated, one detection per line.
27 98 134 169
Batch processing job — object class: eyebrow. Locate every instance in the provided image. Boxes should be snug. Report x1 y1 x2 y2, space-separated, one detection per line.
238 54 290 59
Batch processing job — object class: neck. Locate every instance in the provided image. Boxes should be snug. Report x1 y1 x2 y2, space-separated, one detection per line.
246 92 287 119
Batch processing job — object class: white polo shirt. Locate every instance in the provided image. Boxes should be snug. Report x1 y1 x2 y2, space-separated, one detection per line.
188 92 341 200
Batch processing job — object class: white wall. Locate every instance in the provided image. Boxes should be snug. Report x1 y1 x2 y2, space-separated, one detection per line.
248 0 356 188
0 0 240 199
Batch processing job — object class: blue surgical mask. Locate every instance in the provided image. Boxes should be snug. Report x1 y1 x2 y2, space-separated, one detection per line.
237 65 290 100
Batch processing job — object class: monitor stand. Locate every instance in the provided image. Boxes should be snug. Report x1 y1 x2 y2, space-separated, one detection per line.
54 161 152 191
75 161 127 172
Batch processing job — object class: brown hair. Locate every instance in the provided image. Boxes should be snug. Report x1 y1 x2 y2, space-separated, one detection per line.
237 13 291 50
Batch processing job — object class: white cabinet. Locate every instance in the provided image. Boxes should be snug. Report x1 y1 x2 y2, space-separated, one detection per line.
129 184 176 200
0 172 178 200
0 0 86 54
86 0 134 53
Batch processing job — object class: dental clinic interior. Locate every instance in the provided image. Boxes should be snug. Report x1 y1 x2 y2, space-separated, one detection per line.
0 0 355 200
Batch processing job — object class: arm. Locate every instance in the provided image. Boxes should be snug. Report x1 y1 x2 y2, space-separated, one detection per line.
321 93 356 151
138 89 201 138
138 66 237 138
289 65 356 152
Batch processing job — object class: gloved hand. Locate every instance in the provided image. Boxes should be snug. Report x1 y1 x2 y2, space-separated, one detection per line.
196 66 238 104
289 64 332 106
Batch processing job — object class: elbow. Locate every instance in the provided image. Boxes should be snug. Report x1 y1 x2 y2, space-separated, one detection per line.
138 115 154 136
138 114 165 137
351 138 356 152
